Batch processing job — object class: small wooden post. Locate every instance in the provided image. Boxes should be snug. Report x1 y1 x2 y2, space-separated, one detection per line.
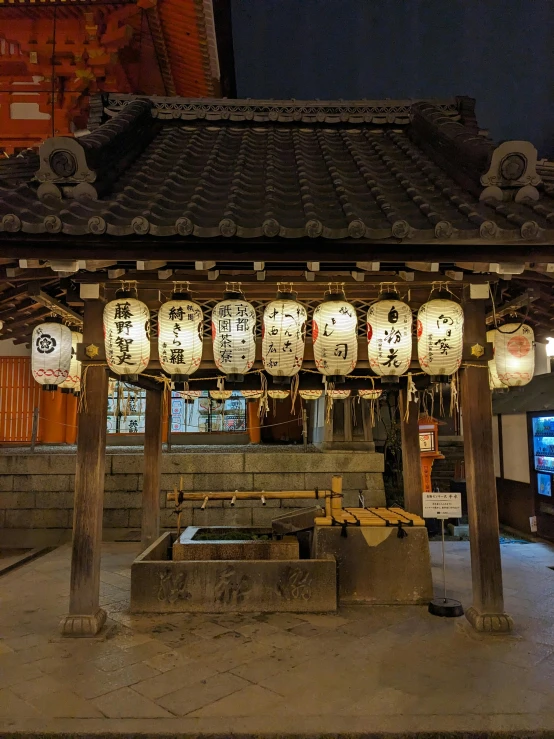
461 298 512 633
302 408 308 452
30 406 39 452
331 474 343 516
141 388 163 550
60 298 108 637
343 398 353 442
399 386 423 515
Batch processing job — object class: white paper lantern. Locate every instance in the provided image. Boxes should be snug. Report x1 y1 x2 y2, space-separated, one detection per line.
313 292 358 380
358 389 382 400
59 331 82 393
158 293 203 382
262 291 307 381
240 390 264 399
212 290 256 381
488 359 507 390
367 294 412 381
210 390 232 400
417 297 464 379
268 389 290 399
327 389 351 399
31 321 72 389
299 389 323 400
104 296 150 378
493 323 534 387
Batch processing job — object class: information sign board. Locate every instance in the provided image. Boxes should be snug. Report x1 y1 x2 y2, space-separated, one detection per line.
422 492 462 519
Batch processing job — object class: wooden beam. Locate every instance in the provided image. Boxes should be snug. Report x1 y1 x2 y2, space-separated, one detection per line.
5 239 554 263
461 298 512 634
356 262 380 271
108 268 126 280
399 387 423 516
141 388 163 550
406 262 439 272
398 271 415 282
137 260 167 271
445 270 464 281
60 299 109 638
27 285 83 326
485 289 538 325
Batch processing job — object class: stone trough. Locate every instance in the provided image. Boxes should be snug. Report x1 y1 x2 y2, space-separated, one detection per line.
131 528 337 613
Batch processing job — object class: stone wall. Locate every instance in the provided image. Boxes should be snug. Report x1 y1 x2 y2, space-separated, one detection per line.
0 450 385 545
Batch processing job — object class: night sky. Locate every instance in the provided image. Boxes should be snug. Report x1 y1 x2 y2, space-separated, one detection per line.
231 0 554 157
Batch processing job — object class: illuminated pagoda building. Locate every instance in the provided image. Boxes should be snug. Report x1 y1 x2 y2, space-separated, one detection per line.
0 0 229 154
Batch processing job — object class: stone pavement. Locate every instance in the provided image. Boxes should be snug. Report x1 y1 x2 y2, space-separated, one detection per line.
1 539 554 737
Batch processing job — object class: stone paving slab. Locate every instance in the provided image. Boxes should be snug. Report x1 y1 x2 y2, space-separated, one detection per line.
0 540 553 736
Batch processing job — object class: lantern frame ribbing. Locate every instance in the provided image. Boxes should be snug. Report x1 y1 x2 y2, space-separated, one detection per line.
313 290 358 383
31 318 72 391
158 291 203 384
417 293 464 382
367 291 412 383
104 292 151 381
212 289 256 382
262 289 307 385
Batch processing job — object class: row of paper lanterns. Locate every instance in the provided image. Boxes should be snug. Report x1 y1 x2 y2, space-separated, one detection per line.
30 287 535 391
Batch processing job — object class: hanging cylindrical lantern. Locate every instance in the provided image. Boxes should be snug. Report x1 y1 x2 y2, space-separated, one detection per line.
367 291 412 383
268 389 290 399
262 287 307 384
240 390 264 399
104 292 150 381
31 319 72 391
59 331 82 394
358 389 383 400
417 293 464 381
299 389 323 400
493 323 535 387
212 287 256 382
326 389 351 399
313 288 358 382
158 290 203 386
488 359 507 390
210 390 232 400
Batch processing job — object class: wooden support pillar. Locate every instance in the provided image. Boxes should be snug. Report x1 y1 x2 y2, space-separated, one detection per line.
60 299 108 637
141 388 163 550
461 298 512 633
399 387 423 515
247 400 261 444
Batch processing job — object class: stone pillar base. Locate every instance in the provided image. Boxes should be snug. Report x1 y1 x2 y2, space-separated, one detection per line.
465 605 513 634
60 608 107 637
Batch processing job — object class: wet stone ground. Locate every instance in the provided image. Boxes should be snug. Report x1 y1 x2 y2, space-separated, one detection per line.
0 539 554 736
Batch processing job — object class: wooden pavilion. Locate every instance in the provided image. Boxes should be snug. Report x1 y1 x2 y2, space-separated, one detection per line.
1 93 554 636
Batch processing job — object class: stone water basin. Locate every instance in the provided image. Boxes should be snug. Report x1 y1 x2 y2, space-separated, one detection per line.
130 528 337 613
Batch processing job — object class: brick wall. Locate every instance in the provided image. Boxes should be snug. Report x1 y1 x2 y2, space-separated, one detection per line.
0 451 385 542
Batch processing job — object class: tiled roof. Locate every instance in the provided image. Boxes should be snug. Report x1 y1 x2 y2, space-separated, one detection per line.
0 96 553 242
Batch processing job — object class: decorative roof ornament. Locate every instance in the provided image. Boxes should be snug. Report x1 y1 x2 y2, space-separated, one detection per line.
480 141 542 203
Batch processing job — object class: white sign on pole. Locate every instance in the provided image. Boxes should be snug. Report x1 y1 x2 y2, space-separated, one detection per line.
422 492 462 519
